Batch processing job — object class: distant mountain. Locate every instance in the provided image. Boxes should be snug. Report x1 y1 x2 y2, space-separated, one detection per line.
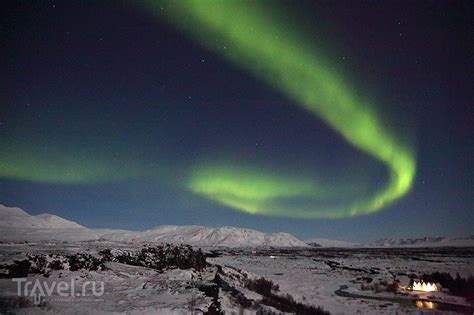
103 225 308 247
365 236 474 247
305 236 474 248
305 238 360 248
0 205 308 248
4 205 472 248
0 204 84 229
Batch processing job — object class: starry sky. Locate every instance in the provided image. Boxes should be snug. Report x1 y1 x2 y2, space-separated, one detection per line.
1 1 472 241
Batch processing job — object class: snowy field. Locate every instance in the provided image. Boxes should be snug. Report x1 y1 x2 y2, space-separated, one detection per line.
210 247 474 314
0 241 473 314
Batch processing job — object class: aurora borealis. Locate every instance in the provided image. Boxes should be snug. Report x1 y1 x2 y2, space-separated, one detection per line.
1 1 472 240
143 0 416 218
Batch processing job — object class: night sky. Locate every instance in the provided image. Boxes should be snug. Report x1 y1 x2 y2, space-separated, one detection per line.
1 1 472 241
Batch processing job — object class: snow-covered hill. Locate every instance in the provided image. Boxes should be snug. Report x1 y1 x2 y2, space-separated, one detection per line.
0 205 308 247
0 204 84 229
103 225 308 247
3 205 472 248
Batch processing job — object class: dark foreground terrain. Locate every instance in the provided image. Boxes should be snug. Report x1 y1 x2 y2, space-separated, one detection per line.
0 242 473 314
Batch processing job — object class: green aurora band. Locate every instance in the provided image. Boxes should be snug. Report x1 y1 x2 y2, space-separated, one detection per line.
0 1 416 219
143 0 417 218
0 141 153 184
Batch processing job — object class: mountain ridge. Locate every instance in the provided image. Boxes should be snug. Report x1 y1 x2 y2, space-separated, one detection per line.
0 204 308 247
2 205 473 248
0 204 84 229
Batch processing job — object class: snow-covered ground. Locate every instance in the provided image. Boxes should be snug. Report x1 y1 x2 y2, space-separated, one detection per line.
209 247 474 314
0 241 473 314
1 204 473 314
0 242 216 314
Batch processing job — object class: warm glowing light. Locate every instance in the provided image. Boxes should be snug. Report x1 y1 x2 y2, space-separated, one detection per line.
416 301 436 309
412 281 437 292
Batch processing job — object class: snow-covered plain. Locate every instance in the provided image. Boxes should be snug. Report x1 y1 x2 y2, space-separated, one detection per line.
209 247 474 314
0 242 473 314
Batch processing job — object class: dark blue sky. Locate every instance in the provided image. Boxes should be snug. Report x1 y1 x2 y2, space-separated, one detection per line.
1 1 472 241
